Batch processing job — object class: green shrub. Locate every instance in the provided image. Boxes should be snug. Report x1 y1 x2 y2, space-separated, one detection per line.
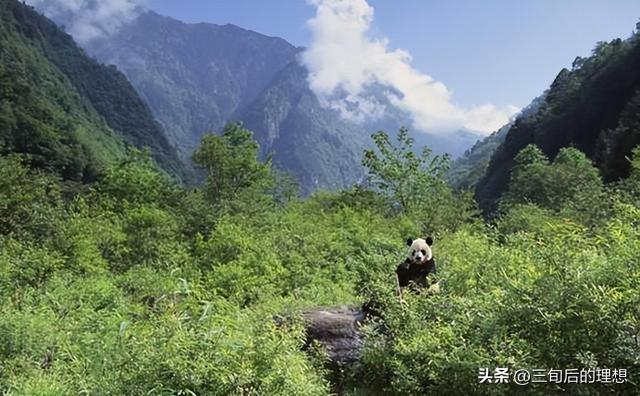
1 132 639 395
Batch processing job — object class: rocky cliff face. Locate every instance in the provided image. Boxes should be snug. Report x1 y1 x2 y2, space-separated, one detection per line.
80 11 482 192
87 11 301 159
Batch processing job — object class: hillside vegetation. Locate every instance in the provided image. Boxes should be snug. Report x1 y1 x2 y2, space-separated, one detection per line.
0 0 187 182
1 120 639 394
447 95 546 191
476 27 640 213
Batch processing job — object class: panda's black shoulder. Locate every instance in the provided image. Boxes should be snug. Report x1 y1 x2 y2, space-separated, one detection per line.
425 257 436 274
396 258 412 273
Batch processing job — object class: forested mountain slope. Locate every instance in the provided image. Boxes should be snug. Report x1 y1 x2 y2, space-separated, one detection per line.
0 0 186 181
476 30 640 212
447 95 545 191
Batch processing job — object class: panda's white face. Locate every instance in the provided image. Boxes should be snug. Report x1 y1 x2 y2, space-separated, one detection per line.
407 237 433 264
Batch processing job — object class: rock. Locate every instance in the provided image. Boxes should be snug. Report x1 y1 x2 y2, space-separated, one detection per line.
301 305 367 364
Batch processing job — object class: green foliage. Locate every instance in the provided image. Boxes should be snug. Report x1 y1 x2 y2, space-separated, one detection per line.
272 169 301 208
363 127 480 233
477 27 640 213
501 144 609 227
0 155 62 240
0 0 187 183
613 146 640 207
350 206 640 395
0 135 414 393
96 148 180 207
0 31 114 181
1 124 640 395
363 127 450 212
194 122 274 210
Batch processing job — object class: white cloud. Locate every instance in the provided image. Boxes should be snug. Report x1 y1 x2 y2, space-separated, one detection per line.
25 0 145 43
301 0 520 135
463 104 521 132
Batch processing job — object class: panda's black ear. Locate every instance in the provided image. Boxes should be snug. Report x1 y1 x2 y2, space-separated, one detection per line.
426 236 433 246
406 238 413 246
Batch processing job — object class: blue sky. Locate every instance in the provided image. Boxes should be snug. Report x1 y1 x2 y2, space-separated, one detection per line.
148 0 640 111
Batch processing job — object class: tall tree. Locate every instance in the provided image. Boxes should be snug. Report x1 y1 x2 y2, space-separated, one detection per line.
193 122 273 206
362 127 450 213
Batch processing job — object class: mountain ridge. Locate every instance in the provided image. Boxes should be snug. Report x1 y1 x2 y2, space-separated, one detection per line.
87 10 302 160
77 9 484 192
475 32 640 213
0 0 186 181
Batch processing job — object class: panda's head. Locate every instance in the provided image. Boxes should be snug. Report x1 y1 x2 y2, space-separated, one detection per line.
406 237 433 264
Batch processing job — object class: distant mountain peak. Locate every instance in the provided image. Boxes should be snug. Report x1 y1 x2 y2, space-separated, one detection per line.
74 9 482 192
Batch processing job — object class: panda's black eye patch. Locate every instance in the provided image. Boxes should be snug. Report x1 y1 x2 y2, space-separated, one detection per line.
421 250 426 255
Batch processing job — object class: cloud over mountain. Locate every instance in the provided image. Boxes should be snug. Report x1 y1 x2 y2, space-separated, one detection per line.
25 0 145 43
301 0 519 135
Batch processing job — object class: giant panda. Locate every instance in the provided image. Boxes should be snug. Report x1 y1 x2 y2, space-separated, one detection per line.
396 237 437 298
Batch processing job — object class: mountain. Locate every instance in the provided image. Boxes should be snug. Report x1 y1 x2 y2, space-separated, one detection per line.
234 61 369 191
234 61 485 191
0 0 186 181
447 95 545 191
475 31 640 213
86 11 368 191
446 124 512 192
87 11 301 159
77 10 481 192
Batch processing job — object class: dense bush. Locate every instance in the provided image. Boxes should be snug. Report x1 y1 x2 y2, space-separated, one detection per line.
1 128 639 395
500 145 610 227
